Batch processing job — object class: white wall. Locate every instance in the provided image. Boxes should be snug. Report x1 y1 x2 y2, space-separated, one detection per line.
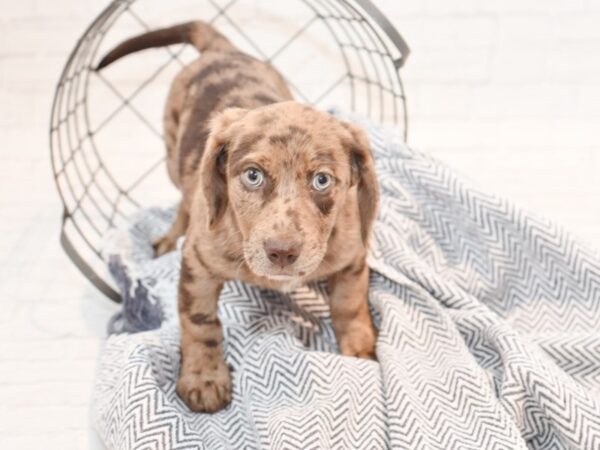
0 2 119 448
376 0 600 245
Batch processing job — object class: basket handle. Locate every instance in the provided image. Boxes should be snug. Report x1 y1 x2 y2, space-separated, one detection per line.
354 0 411 69
60 216 122 303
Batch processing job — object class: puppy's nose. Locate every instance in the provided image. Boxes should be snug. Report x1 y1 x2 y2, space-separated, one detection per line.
264 239 301 268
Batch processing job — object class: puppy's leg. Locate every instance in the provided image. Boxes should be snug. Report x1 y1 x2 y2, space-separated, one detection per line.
154 69 192 257
329 259 377 359
177 243 231 412
153 204 189 256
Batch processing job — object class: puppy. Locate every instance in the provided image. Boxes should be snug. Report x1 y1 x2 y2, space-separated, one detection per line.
97 21 379 413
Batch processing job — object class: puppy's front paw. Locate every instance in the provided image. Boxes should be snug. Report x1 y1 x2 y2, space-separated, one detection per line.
177 361 232 413
153 234 177 257
338 326 377 360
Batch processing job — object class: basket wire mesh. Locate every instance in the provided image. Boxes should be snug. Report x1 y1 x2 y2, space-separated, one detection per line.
50 0 410 302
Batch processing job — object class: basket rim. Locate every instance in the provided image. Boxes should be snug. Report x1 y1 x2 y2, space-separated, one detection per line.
49 0 411 303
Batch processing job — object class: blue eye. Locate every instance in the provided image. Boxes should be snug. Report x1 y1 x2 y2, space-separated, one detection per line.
312 173 332 191
242 168 264 188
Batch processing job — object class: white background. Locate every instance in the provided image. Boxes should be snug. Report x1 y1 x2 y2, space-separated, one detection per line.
1 0 599 448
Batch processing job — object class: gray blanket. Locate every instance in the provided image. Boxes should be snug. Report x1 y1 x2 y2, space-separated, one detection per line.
94 112 600 449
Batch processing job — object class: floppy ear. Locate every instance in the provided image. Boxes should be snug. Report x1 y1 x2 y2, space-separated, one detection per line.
342 122 379 246
200 108 248 229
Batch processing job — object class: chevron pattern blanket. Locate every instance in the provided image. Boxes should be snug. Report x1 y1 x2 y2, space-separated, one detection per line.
95 112 600 449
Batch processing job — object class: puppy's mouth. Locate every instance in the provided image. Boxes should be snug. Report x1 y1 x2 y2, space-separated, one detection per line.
243 255 318 283
265 274 298 281
252 265 306 281
249 262 318 283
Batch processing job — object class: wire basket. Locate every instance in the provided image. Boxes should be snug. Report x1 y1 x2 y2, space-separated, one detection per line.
50 0 410 302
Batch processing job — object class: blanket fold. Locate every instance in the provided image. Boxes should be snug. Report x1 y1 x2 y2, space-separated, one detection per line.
94 112 600 449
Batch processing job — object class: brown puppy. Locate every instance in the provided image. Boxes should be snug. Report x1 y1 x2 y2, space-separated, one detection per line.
97 21 379 413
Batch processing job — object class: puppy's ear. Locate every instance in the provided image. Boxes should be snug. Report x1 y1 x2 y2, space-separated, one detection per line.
342 122 379 246
200 108 247 229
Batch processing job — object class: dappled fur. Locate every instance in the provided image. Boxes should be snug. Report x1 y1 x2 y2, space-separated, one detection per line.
97 20 379 413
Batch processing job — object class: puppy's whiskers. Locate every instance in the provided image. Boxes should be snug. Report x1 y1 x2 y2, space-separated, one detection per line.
231 255 247 274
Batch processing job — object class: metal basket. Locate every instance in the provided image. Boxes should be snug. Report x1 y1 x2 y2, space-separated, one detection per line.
50 0 410 302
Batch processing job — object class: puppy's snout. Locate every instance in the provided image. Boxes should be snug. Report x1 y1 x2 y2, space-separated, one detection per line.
264 239 301 268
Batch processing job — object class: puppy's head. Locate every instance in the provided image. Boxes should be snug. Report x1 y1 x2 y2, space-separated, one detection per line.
200 102 378 281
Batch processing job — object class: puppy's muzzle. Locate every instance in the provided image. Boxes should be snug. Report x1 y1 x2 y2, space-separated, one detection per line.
264 239 301 268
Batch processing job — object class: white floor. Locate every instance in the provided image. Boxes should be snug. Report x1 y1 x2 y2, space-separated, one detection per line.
0 2 121 448
2 1 600 449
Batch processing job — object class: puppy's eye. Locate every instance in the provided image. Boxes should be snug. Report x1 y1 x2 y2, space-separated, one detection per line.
242 167 264 189
312 172 332 191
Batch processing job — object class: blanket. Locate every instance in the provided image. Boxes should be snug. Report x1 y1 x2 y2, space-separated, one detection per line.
94 112 600 449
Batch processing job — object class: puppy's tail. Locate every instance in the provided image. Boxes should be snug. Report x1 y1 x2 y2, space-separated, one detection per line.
95 21 235 70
